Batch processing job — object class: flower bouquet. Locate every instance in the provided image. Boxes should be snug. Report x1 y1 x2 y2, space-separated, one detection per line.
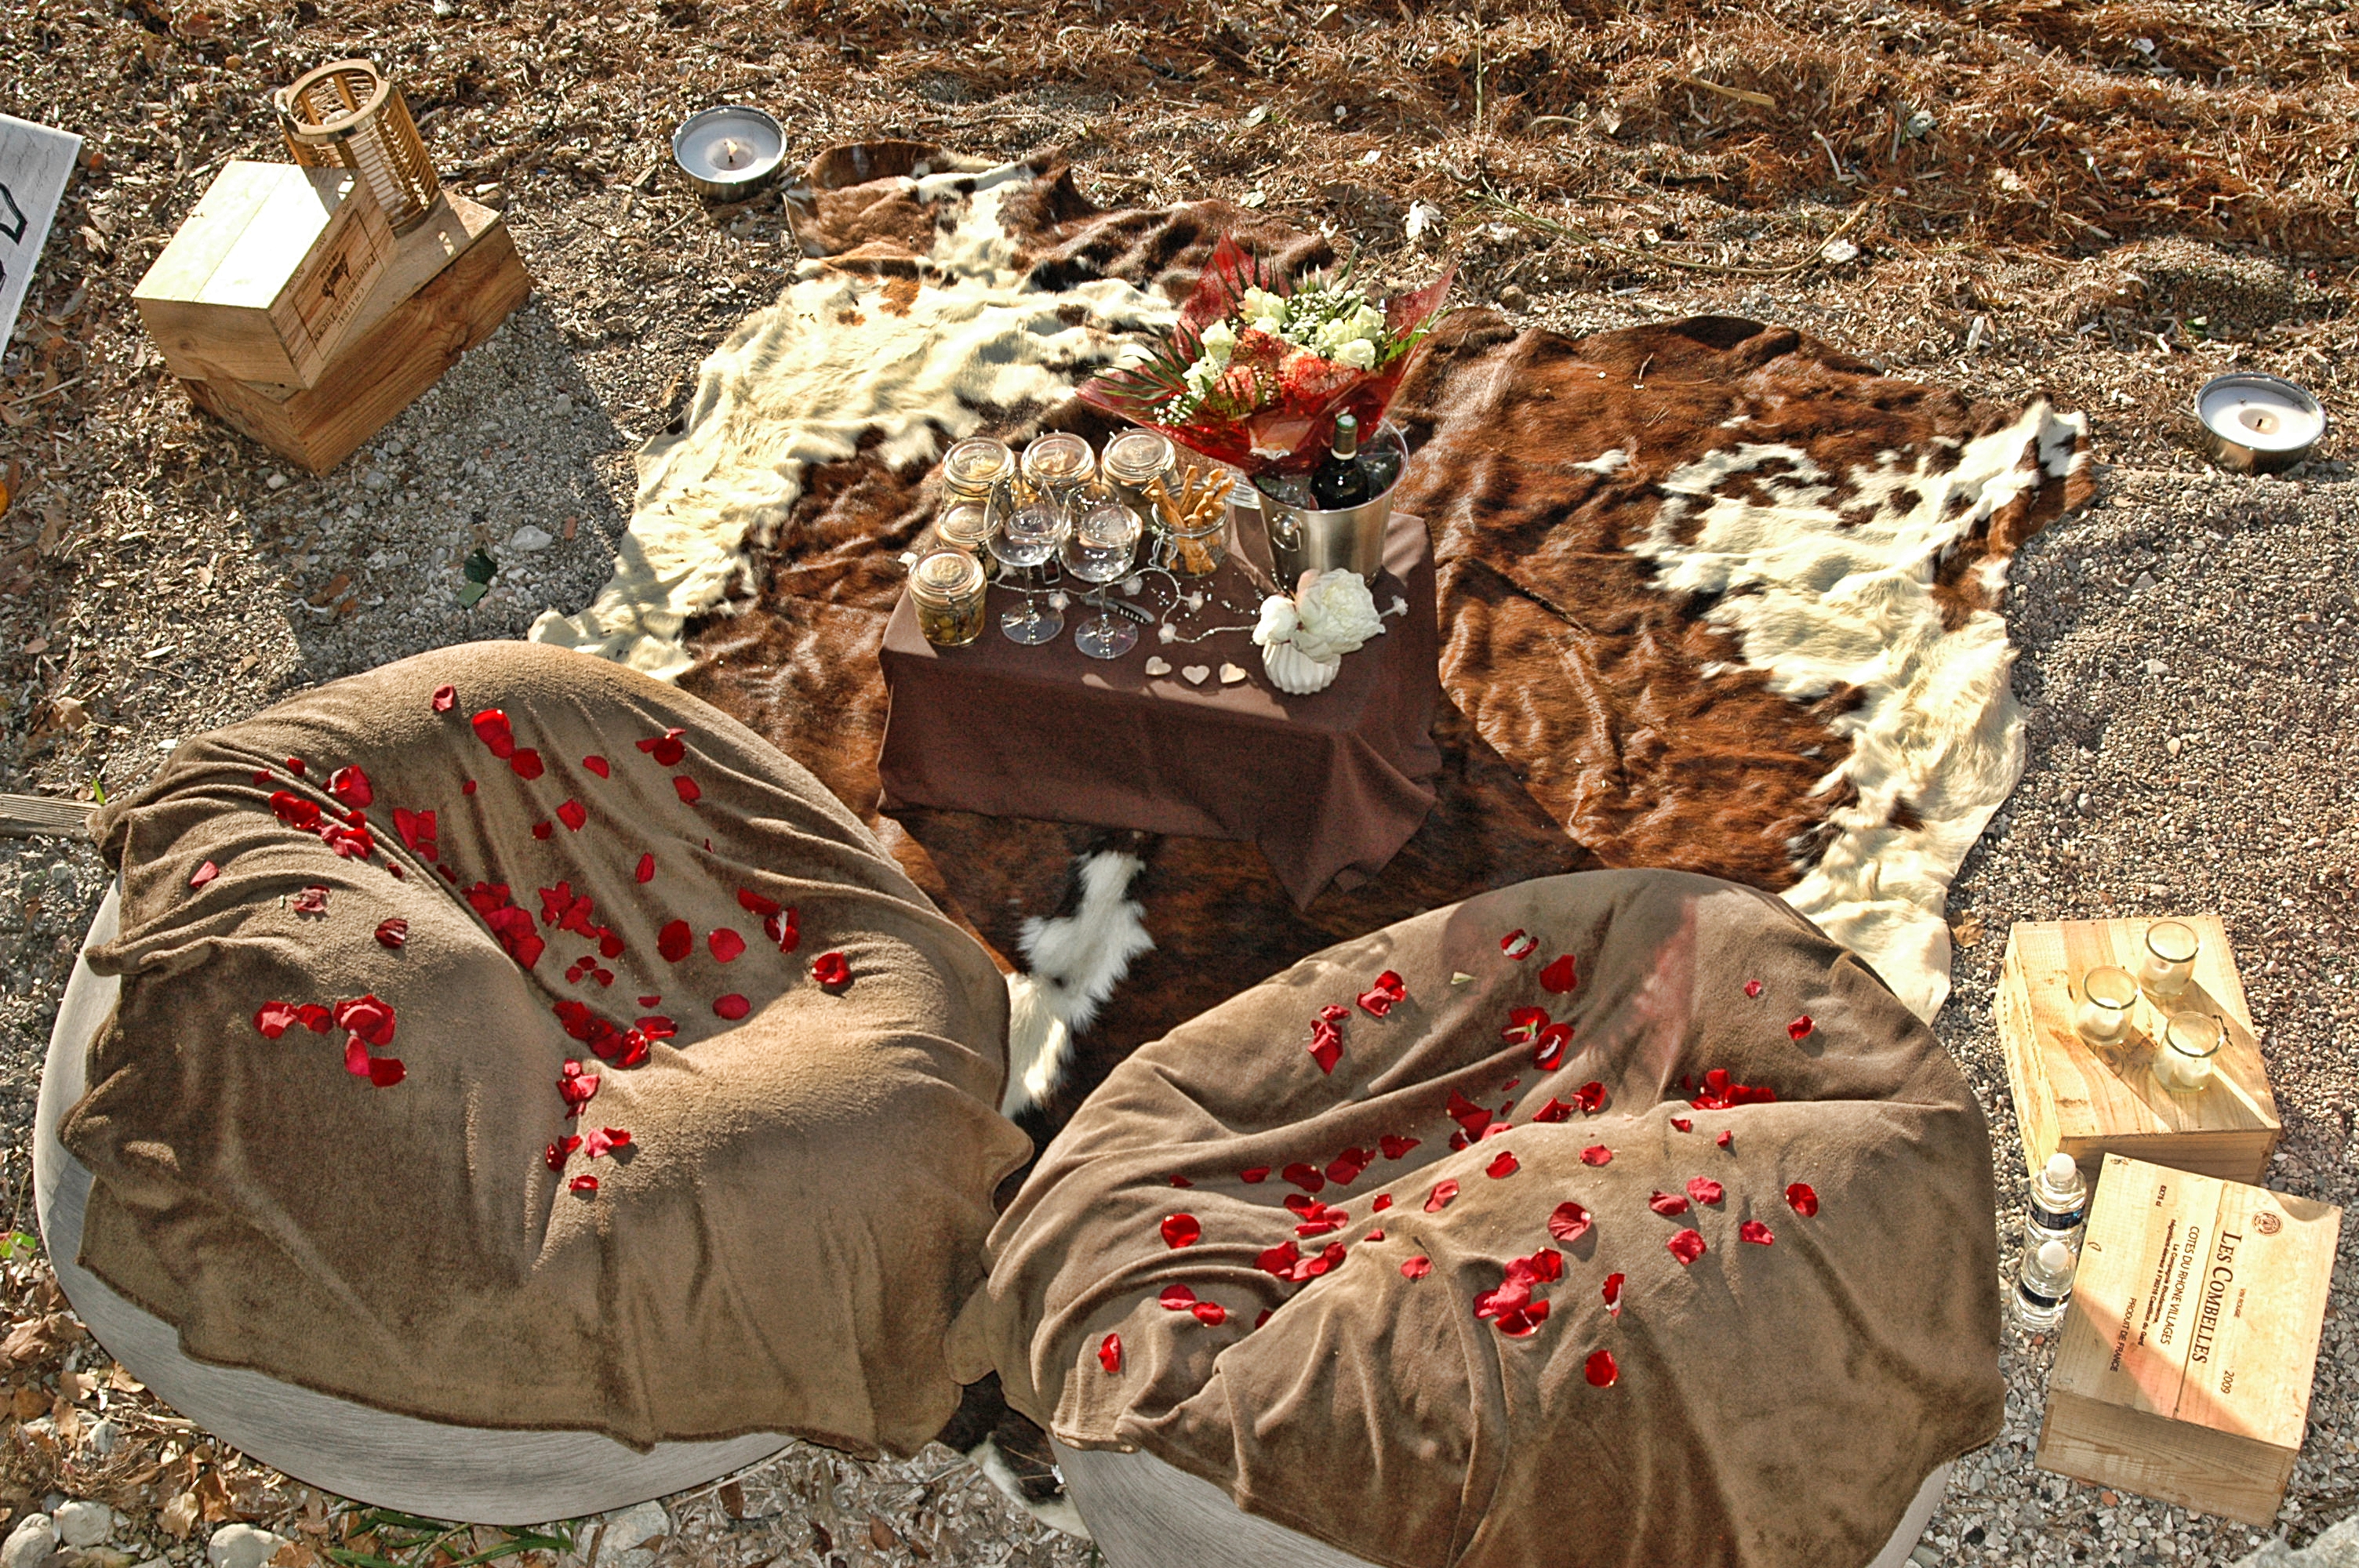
1078 237 1455 476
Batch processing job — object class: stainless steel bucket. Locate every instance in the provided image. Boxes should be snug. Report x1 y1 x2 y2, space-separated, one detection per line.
1252 423 1408 587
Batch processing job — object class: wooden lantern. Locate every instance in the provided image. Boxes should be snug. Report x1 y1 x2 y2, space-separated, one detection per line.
274 60 442 234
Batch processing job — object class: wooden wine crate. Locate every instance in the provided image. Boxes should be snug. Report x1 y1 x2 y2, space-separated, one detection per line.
1996 916 2280 1186
2038 1155 2341 1525
180 192 529 474
133 161 394 389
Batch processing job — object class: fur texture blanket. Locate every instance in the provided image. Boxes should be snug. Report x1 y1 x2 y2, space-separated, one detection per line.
536 143 2090 1129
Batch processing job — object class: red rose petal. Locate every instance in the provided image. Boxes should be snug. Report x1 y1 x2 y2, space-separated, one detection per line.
1717 1129 1734 1149
1579 1145 1612 1167
1744 978 1764 999
1240 1167 1270 1184
557 800 587 831
812 951 851 989
673 775 702 804
1499 928 1537 959
462 779 477 795
1256 1240 1302 1277
1169 1174 1193 1188
656 919 692 962
431 684 457 713
367 1057 405 1088
1667 1229 1707 1265
1356 969 1406 1018
544 1134 583 1171
1159 1285 1198 1310
585 1126 633 1159
1372 1193 1393 1211
1496 1301 1550 1338
1160 1214 1201 1249
343 1036 370 1076
1670 1117 1692 1132
1602 1272 1625 1316
1786 1182 1821 1216
1379 1134 1419 1160
1532 1022 1572 1071
708 927 747 963
1501 1005 1547 1045
1586 1348 1618 1387
638 729 687 767
1307 1007 1344 1073
570 1174 598 1194
1789 1014 1814 1041
1281 1163 1326 1194
1573 1081 1608 1114
532 821 554 840
291 884 329 917
635 854 656 884
1648 1190 1692 1217
1532 1098 1573 1123
511 749 546 782
1539 953 1578 993
1191 1300 1228 1326
1098 1333 1122 1373
296 1003 333 1033
714 993 751 1020
1423 1178 1459 1213
583 755 610 778
374 918 409 949
254 1001 298 1038
189 859 220 890
1687 1177 1725 1206
470 710 516 759
1485 1150 1519 1179
328 765 373 809
1401 1255 1433 1279
1547 1201 1593 1244
1740 1220 1776 1245
285 757 307 775
1363 1230 1384 1243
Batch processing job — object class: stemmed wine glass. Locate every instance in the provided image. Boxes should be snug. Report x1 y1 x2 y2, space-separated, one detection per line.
987 481 1070 645
1062 485 1143 659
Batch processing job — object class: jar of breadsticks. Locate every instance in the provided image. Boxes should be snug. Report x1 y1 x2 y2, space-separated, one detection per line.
1151 466 1235 578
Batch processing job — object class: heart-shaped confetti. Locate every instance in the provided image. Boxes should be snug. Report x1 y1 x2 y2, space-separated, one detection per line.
1183 664 1211 685
1144 656 1172 676
1219 662 1247 684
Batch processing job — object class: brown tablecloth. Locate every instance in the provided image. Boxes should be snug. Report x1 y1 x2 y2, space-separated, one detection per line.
878 508 1441 908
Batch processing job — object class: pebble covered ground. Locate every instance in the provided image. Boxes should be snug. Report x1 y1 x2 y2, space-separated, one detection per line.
2 0 2355 1564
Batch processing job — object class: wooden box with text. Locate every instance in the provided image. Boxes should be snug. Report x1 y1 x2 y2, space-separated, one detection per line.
2038 1155 2340 1525
1997 916 2280 1186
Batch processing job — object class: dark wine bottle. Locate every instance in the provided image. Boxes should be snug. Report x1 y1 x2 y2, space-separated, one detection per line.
1310 413 1374 510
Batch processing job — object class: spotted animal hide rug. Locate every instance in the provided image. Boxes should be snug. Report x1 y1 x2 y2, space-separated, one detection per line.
536 143 2091 1134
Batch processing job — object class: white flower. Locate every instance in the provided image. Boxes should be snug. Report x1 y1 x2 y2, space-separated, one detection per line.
1198 320 1237 364
1237 287 1288 332
1333 338 1377 370
1252 594 1301 650
1289 568 1387 661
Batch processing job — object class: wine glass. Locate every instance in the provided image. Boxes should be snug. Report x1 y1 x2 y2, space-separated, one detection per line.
1062 488 1143 659
987 482 1069 645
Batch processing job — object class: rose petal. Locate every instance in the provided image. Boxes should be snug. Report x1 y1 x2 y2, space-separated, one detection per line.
1786 1182 1821 1216
431 684 457 713
1602 1272 1625 1316
1363 1229 1384 1242
1528 1098 1570 1123
583 755 610 778
285 757 307 775
1667 1229 1706 1265
1585 1348 1618 1387
812 951 851 989
1098 1333 1122 1374
638 729 687 767
343 1036 370 1076
470 710 516 759
1446 1088 1494 1139
189 859 220 890
1648 1191 1692 1217
1670 1117 1692 1132
570 1174 598 1194
1686 1177 1725 1206
296 1004 333 1033
1532 1022 1572 1071
532 821 554 840
714 993 751 1020
557 800 587 831
1401 1255 1433 1279
1161 1214 1202 1249
1190 1301 1228 1326
1547 1201 1593 1245
544 1135 582 1171
1740 1220 1776 1245
709 927 747 963
1717 1129 1734 1149
1372 1193 1393 1211
1379 1134 1420 1160
673 775 702 804
328 765 373 809
635 853 656 884
1580 1145 1613 1167
1355 969 1406 1018
511 749 546 782
1423 1178 1459 1213
1307 1010 1343 1073
462 779 476 795
1256 1241 1302 1277
1160 1285 1198 1310
1539 953 1577 993
1744 978 1764 999
1789 1014 1814 1041
1281 1163 1326 1194
367 1057 405 1087
374 918 409 949
333 995 397 1046
656 919 692 962
1240 1167 1270 1184
1499 929 1537 960
291 884 329 917
1501 1005 1547 1045
254 1001 298 1039
1169 1174 1193 1188
1496 1301 1550 1338
1485 1150 1519 1179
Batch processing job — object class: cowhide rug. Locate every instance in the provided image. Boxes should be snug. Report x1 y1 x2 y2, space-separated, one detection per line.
535 142 2091 1138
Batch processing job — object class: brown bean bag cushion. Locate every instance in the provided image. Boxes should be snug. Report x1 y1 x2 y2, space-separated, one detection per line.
972 870 2001 1568
60 640 1029 1455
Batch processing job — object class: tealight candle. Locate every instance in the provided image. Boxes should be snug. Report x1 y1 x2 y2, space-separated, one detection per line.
2139 919 2200 1004
2194 373 2327 475
2153 1011 2223 1094
671 106 786 201
2074 965 2139 1047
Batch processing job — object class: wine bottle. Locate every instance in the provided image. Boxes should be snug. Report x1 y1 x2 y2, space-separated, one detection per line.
1310 414 1374 510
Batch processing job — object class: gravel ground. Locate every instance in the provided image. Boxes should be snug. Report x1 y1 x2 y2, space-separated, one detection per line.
2 0 2354 1563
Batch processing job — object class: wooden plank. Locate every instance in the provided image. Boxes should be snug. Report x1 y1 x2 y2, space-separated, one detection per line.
0 793 95 838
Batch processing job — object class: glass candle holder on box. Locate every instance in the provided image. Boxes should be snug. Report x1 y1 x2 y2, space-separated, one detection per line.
2153 1011 2223 1094
2139 920 2200 1004
2074 965 2139 1046
909 550 987 648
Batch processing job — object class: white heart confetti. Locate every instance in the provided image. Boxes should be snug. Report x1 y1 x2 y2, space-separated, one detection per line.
1219 662 1247 684
1144 656 1172 677
1183 665 1211 686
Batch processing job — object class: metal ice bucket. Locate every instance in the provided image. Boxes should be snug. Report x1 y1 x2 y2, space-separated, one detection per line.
1252 423 1409 588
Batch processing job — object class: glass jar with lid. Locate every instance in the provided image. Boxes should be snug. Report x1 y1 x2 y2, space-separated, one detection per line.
910 549 988 648
1021 432 1096 501
942 437 1016 505
1101 430 1176 521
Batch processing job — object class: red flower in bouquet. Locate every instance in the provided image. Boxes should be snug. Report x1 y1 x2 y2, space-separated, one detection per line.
1078 236 1455 477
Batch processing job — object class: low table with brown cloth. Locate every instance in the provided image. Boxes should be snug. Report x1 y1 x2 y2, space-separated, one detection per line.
972 869 2003 1568
878 506 1441 909
37 640 1030 1518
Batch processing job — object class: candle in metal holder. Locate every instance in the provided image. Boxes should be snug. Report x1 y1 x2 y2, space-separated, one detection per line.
2153 1011 2223 1094
671 106 787 201
2074 965 2139 1046
2139 919 2200 1004
2194 372 2327 474
273 60 442 234
911 550 988 647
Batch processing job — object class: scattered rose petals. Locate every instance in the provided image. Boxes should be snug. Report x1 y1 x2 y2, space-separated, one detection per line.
1717 1129 1734 1149
1423 1178 1459 1213
585 1127 633 1159
366 1058 405 1087
1379 1134 1420 1160
1586 1348 1618 1387
189 859 220 890
295 1004 333 1033
638 728 687 767
1170 1174 1193 1188
1499 929 1537 960
583 755 610 778
431 684 457 713
1500 1005 1547 1046
1547 1201 1593 1245
570 1174 598 1195
1307 1002 1347 1074
558 1060 600 1115
714 993 751 1020
656 920 692 962
557 800 587 831
1539 953 1578 993
1573 1080 1608 1114
1160 1285 1198 1310
1401 1255 1433 1279
1532 1022 1572 1071
1485 1150 1519 1179
635 854 656 884
374 918 409 949
1670 1117 1692 1132
1667 1229 1707 1265
1649 1191 1692 1218
545 1135 582 1171
1602 1272 1625 1316
1099 1334 1122 1373
1740 1220 1776 1245
328 765 373 808
1256 1240 1302 1277
673 775 702 804
1686 1177 1725 1206
470 710 516 758
709 927 747 963
1532 1098 1573 1123
1325 1147 1374 1185
1240 1167 1270 1184
1495 1301 1550 1338
1191 1301 1227 1326
1786 1182 1821 1216
1356 970 1406 1018
1446 1088 1495 1139
511 749 546 782
291 882 329 918
254 1001 298 1038
1372 1193 1393 1212
1744 979 1764 999
1789 1015 1814 1041
1364 1230 1384 1242
1281 1163 1326 1194
1579 1145 1613 1167
343 1036 372 1077
532 821 554 840
812 951 851 989
1161 1214 1201 1249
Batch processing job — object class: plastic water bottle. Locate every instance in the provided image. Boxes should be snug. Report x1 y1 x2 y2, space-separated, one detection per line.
2013 1153 2090 1330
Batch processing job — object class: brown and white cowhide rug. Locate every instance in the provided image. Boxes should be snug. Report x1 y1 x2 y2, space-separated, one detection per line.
535 143 2091 1136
